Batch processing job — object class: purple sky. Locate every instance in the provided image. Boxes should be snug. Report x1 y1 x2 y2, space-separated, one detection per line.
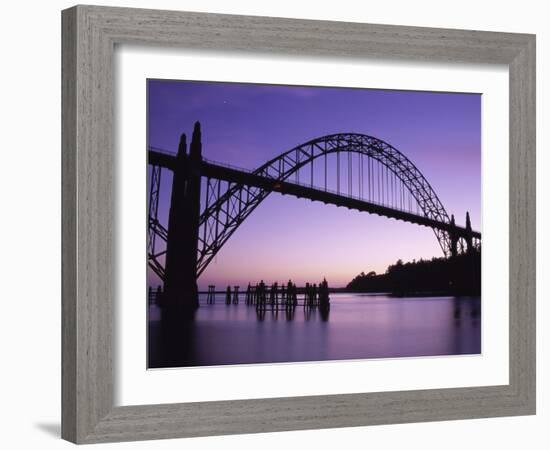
147 79 481 289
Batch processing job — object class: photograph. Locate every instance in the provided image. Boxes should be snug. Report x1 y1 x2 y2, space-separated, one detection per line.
146 79 482 369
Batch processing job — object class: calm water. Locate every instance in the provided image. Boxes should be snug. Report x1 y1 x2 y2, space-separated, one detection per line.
148 293 481 368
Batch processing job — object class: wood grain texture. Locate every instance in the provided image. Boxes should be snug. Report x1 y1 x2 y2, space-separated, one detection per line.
508 36 536 409
61 4 536 444
61 7 77 443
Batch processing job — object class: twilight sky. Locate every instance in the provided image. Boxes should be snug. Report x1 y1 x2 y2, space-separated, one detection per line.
147 79 481 289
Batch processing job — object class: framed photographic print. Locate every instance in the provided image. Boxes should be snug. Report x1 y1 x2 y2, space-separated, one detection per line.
146 79 484 369
62 5 536 444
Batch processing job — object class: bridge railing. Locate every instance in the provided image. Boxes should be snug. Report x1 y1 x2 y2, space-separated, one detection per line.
202 157 259 175
148 146 175 156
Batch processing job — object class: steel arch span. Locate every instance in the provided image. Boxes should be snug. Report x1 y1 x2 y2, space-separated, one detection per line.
196 133 454 276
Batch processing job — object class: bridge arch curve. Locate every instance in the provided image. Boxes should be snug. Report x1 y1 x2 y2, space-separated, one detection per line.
198 133 452 276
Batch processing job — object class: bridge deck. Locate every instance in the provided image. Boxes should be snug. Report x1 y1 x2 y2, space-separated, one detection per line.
148 150 481 239
201 161 480 239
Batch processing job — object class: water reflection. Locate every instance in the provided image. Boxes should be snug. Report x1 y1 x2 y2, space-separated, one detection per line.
452 296 480 327
148 293 481 368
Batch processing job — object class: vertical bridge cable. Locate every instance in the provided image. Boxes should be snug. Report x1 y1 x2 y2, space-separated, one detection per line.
380 160 384 205
296 149 300 184
403 179 406 211
391 170 395 209
337 150 340 195
310 146 314 188
377 160 381 204
382 163 386 205
384 165 388 206
386 165 389 207
372 160 380 203
368 156 371 202
400 178 404 210
380 162 384 205
324 150 327 191
348 152 353 197
359 152 363 199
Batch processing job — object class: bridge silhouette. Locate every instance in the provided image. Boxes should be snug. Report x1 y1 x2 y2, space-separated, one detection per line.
148 122 481 316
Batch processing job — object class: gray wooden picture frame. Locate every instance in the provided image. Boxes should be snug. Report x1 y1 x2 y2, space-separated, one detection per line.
61 4 536 444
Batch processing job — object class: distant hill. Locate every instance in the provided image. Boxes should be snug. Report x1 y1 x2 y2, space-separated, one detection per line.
346 250 481 296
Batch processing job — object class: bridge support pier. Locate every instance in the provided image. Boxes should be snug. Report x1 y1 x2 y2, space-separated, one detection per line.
162 122 203 318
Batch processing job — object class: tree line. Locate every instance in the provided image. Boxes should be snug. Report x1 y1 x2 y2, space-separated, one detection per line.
346 250 481 296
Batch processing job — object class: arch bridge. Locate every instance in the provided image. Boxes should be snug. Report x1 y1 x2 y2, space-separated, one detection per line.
148 122 481 313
